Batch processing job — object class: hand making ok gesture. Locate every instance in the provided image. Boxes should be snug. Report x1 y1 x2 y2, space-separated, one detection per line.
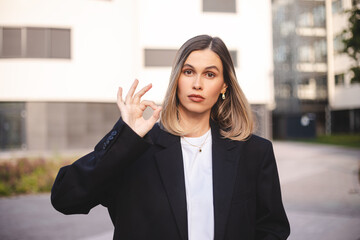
117 79 162 137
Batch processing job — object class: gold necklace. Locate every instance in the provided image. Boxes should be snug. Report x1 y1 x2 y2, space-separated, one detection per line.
182 130 210 152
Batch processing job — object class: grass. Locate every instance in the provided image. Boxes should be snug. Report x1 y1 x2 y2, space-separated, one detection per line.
0 156 74 197
297 134 360 149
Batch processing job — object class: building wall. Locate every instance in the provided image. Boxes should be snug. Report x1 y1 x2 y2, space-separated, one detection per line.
135 0 275 106
325 0 360 133
0 0 137 102
0 102 269 151
25 102 119 151
327 0 360 111
272 0 328 138
0 0 275 151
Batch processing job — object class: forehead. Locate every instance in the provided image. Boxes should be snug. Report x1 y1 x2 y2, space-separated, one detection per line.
184 49 223 70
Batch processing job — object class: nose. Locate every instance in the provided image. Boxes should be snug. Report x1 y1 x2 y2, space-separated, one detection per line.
192 75 202 90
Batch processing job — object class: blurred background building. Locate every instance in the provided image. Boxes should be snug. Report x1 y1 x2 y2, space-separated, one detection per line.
327 0 360 134
1 0 359 153
272 0 328 139
272 0 360 139
0 0 274 152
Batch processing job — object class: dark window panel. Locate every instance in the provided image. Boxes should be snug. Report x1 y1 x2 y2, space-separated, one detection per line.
0 102 26 150
2 28 22 57
50 28 71 59
144 49 177 67
26 27 48 58
203 0 236 13
0 28 2 56
229 50 238 67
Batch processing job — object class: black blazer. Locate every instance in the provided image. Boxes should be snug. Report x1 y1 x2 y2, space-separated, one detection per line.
51 118 290 240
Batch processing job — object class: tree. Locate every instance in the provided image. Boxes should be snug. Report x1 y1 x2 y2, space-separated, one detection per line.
342 4 360 84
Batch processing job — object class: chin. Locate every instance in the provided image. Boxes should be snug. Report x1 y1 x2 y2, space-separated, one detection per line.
183 106 211 116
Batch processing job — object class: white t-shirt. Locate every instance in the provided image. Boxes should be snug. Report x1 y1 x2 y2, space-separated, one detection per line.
180 129 214 240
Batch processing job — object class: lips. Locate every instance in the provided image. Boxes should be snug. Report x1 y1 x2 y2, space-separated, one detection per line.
188 94 205 102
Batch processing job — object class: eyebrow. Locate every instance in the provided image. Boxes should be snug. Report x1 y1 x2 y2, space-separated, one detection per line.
182 63 220 72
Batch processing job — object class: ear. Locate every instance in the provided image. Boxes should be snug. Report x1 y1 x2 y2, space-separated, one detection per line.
221 83 228 94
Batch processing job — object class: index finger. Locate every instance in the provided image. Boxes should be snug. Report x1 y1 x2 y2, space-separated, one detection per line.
125 79 139 103
134 83 152 103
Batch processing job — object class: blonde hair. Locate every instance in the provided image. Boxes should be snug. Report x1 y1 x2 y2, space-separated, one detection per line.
160 35 254 141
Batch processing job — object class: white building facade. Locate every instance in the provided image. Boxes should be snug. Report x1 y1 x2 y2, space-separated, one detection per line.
0 0 274 151
326 0 360 133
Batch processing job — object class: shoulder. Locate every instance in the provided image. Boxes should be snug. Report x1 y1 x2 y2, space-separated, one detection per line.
227 133 272 147
246 134 272 147
231 134 273 156
144 122 177 147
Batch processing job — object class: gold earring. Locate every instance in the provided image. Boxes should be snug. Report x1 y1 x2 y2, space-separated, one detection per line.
222 92 225 100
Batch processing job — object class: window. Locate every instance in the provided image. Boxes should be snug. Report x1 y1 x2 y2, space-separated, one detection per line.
275 83 292 98
26 27 47 58
274 45 289 63
203 0 236 13
0 103 26 150
144 49 238 67
144 49 177 67
280 21 295 36
50 28 71 58
298 12 314 27
313 5 326 27
314 39 327 62
334 34 345 54
332 0 342 14
298 45 314 62
2 28 22 57
335 73 345 85
0 27 71 59
229 50 237 67
297 6 325 28
297 77 327 100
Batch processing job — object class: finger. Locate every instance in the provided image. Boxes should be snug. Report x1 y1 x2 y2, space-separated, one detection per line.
134 83 152 103
117 87 126 112
125 79 139 103
117 87 123 103
139 100 157 111
117 87 125 107
149 106 162 123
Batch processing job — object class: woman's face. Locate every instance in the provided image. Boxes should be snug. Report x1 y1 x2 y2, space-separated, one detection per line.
177 49 227 119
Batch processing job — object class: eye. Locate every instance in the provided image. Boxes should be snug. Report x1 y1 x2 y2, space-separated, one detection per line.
205 72 216 78
183 69 193 75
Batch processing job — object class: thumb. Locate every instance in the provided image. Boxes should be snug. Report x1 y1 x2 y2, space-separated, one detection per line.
149 106 162 124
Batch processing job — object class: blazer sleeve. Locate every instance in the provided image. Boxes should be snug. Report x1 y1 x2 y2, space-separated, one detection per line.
255 141 290 240
51 118 151 215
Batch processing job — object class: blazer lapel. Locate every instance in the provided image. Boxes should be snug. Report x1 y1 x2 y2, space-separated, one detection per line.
211 122 241 240
153 122 242 240
155 129 188 240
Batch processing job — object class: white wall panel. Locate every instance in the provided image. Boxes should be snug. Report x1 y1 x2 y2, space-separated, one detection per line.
0 0 274 106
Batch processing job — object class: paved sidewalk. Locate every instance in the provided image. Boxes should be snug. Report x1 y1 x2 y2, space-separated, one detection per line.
275 141 360 240
0 141 359 240
0 194 113 240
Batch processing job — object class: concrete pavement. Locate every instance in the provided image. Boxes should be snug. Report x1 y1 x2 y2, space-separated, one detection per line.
0 194 113 240
0 141 359 240
275 141 360 240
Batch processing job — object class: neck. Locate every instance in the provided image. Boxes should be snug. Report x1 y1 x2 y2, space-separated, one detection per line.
179 109 211 137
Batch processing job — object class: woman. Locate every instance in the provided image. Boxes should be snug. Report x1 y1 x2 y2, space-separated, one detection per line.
51 35 290 240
